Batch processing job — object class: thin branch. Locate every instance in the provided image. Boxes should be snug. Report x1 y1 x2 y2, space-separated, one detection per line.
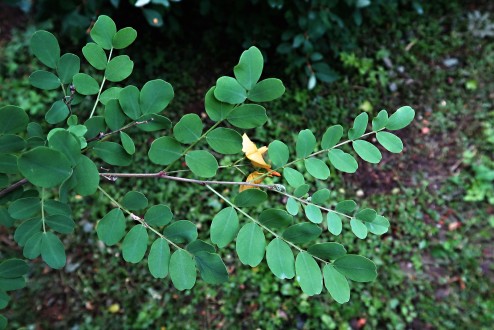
255 129 383 183
277 191 353 219
205 184 328 264
86 119 152 143
89 47 113 118
97 186 183 252
0 178 28 198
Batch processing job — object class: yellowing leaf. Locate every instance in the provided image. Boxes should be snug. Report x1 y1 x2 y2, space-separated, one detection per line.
108 303 120 313
239 171 265 192
242 133 271 170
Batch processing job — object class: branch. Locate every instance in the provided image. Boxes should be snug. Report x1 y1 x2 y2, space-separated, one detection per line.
0 178 28 198
277 191 353 219
86 119 152 143
89 48 113 118
99 171 278 190
97 186 183 252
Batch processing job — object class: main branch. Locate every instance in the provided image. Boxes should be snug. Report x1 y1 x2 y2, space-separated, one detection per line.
100 171 278 190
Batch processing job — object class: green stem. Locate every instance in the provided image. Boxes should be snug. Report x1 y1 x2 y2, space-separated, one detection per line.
254 129 383 183
278 191 353 219
41 188 46 233
89 47 113 118
97 186 182 251
205 184 328 264
86 119 150 143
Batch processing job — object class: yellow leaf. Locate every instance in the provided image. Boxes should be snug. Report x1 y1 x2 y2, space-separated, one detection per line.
242 133 271 170
239 171 265 192
108 303 120 313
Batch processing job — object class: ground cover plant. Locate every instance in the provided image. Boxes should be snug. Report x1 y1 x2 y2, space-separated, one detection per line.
0 14 417 329
0 0 493 329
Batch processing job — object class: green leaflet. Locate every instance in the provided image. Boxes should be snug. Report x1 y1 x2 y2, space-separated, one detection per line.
227 104 267 129
144 205 173 227
295 252 323 296
105 55 133 82
148 137 184 165
352 140 382 164
268 140 289 168
29 70 60 90
8 197 40 220
348 112 368 140
194 251 229 284
332 254 377 282
18 147 72 188
169 250 196 290
372 109 388 131
376 131 403 153
258 208 293 229
266 238 295 279
350 218 368 239
185 150 218 178
335 200 356 214
0 106 29 135
283 167 305 188
45 101 69 124
14 218 42 247
73 73 99 95
296 129 316 158
45 215 75 234
120 132 135 155
163 220 198 244
304 158 330 180
323 264 350 304
311 189 330 204
48 130 81 166
236 223 265 267
112 27 137 49
97 208 126 246
214 76 247 104
148 238 170 279
234 189 267 207
321 125 343 149
308 243 347 260
0 259 29 278
247 78 285 102
386 106 415 130
282 223 322 244
204 87 234 121
122 224 149 263
90 15 117 50
121 191 148 210
210 207 239 248
140 79 174 115
57 53 80 84
234 46 264 90
82 43 107 70
206 128 242 154
328 149 358 173
93 142 132 166
40 232 66 269
304 204 323 224
286 197 299 216
30 30 60 69
327 212 342 236
173 114 203 144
